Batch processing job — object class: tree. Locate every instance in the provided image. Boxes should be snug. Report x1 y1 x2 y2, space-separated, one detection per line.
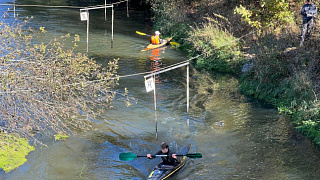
0 13 120 144
234 0 294 34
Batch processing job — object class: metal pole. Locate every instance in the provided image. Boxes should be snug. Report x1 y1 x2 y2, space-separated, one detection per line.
105 0 107 21
187 64 190 126
13 0 15 18
153 75 157 138
155 108 158 139
86 9 89 52
127 0 129 18
187 64 189 113
111 5 114 48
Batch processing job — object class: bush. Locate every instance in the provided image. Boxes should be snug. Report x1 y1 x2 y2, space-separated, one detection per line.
186 18 244 74
234 0 294 34
0 14 120 143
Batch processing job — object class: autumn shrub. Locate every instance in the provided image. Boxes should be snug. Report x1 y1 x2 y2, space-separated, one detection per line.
0 14 122 144
233 0 295 34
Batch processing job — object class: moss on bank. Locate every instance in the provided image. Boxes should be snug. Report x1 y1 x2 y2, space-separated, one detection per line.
0 133 35 172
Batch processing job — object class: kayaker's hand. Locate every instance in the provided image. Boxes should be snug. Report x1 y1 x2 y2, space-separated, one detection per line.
147 154 152 158
172 154 177 158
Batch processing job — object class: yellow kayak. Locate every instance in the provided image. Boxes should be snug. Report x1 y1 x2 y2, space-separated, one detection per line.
141 38 172 52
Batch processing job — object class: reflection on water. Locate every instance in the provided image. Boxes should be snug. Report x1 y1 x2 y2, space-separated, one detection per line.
148 47 167 87
2 0 320 180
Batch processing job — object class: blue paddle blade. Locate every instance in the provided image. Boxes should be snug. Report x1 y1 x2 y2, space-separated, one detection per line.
119 152 138 161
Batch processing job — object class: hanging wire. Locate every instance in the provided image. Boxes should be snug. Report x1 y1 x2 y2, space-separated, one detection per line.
0 0 129 9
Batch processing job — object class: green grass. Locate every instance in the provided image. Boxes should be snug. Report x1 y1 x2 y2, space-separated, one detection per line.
186 19 245 74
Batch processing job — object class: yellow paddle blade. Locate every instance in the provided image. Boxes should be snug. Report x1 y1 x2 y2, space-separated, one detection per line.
170 42 180 46
136 31 147 36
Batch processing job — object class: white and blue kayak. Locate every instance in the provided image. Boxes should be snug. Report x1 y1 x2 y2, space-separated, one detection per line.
147 144 191 180
119 144 201 179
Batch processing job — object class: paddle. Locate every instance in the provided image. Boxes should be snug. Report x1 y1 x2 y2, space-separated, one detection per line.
136 31 180 46
169 42 180 46
136 31 151 36
119 152 202 161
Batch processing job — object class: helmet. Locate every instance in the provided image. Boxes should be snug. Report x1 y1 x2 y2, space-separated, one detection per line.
155 31 161 35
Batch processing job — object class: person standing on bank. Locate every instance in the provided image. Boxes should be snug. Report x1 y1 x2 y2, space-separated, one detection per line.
300 0 317 47
147 142 180 165
150 31 163 45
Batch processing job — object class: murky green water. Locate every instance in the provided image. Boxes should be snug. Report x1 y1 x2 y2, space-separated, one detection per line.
2 0 320 179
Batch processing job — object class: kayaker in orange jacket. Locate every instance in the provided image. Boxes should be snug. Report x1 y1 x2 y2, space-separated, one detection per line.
150 31 163 45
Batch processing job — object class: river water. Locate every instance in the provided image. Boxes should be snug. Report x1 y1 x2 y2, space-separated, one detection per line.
2 0 320 180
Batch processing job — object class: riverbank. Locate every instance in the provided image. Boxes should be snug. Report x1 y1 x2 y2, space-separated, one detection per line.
147 0 320 146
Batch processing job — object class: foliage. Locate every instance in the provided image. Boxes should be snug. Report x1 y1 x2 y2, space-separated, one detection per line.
0 14 120 143
148 0 320 146
241 66 320 145
241 72 314 107
293 101 320 145
146 0 192 44
240 34 316 107
186 17 244 74
0 133 35 172
234 0 294 34
54 133 69 141
239 33 320 144
234 5 261 30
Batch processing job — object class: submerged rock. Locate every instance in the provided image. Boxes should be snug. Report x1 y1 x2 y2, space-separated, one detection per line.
215 121 225 127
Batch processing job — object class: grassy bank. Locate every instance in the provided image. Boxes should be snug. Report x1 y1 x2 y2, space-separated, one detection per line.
147 0 320 145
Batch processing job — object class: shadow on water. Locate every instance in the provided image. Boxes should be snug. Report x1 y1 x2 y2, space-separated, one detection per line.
2 0 320 179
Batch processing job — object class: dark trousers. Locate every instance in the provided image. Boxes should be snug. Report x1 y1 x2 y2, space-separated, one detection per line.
300 18 314 46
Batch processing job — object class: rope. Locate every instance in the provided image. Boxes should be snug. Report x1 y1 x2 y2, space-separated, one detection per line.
0 0 129 9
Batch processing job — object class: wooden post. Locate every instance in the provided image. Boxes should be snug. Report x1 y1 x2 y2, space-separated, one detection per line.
111 5 114 48
86 9 89 52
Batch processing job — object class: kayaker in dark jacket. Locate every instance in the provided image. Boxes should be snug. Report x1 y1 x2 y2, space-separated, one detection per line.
147 142 181 165
300 0 317 46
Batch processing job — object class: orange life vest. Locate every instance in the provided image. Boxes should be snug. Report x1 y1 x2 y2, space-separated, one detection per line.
151 35 160 45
